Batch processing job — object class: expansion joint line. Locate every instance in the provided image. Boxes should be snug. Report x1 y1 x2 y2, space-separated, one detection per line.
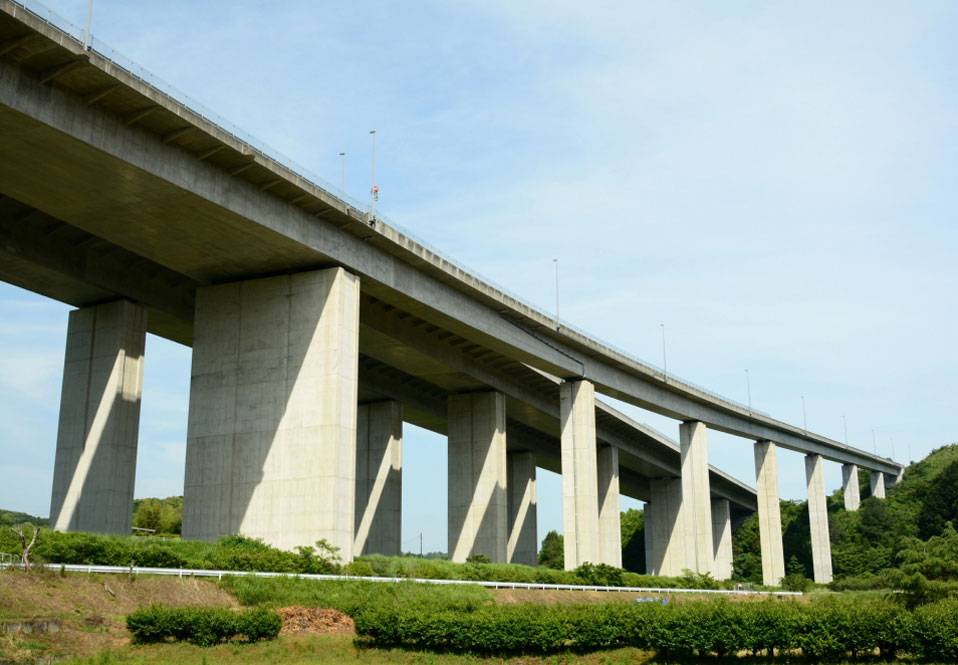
497 314 586 380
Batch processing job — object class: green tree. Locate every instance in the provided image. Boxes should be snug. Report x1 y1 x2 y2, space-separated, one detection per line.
620 508 645 573
538 530 564 569
918 459 958 539
888 521 958 608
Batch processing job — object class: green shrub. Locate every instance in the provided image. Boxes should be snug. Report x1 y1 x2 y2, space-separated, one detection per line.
126 604 281 646
343 560 376 577
913 597 958 660
780 572 810 592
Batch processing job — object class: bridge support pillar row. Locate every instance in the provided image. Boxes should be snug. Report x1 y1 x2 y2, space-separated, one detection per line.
50 300 147 535
182 268 360 558
870 470 886 499
597 445 622 568
842 464 861 511
560 379 600 570
754 441 786 586
448 392 507 563
680 421 714 576
648 478 686 576
506 451 537 566
711 498 733 580
354 401 402 557
805 453 834 584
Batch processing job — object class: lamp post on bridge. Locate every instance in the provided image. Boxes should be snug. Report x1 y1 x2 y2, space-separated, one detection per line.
745 369 751 415
83 0 93 50
801 396 807 434
660 324 667 382
553 258 559 331
339 151 345 196
369 130 378 226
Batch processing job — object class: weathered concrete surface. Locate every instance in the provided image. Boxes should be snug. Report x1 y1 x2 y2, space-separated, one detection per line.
181 268 360 557
560 380 600 569
805 454 833 584
506 450 537 566
648 478 687 576
842 463 861 511
680 421 713 576
355 401 402 556
754 441 785 586
711 498 733 580
597 445 622 568
50 300 146 534
870 470 886 499
448 391 507 563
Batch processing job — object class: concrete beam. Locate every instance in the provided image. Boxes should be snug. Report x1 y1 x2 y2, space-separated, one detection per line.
680 421 713 576
711 498 733 581
842 463 860 511
506 450 537 566
754 441 785 586
805 454 833 584
447 392 508 563
597 445 622 568
50 300 146 534
560 380 600 569
181 268 360 557
648 478 687 576
354 401 402 557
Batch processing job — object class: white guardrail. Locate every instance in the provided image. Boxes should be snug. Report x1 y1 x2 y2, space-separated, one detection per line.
0 563 800 596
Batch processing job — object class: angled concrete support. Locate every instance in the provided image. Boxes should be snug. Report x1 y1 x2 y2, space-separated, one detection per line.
182 268 360 557
50 300 147 534
754 441 785 586
649 478 688 576
680 421 713 575
870 470 886 499
560 379 600 569
842 463 860 511
355 401 402 557
711 498 733 580
506 450 537 566
597 445 622 568
805 453 833 583
448 391 507 563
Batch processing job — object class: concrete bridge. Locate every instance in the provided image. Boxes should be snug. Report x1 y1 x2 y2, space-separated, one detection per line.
0 1 902 584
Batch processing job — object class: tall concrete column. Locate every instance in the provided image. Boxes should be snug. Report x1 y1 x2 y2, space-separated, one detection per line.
711 498 733 580
805 453 833 583
680 421 713 575
870 470 886 499
354 401 402 557
643 503 654 575
506 450 537 566
753 441 785 586
597 445 622 568
560 379 600 570
50 300 147 534
182 268 360 558
648 478 687 576
448 391 507 563
842 463 860 511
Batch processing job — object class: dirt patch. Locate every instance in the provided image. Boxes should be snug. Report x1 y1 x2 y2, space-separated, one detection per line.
278 606 355 636
0 568 237 662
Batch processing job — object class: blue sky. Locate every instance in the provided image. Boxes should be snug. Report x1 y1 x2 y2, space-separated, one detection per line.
1 1 956 554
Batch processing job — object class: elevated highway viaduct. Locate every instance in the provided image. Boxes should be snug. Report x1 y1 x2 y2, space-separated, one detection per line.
0 1 901 583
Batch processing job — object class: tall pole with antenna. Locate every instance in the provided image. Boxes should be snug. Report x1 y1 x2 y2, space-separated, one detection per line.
339 151 345 196
552 259 559 331
369 130 377 225
83 0 93 50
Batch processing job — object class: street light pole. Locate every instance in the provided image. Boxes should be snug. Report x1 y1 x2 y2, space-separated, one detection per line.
842 415 848 446
339 151 345 196
552 259 559 331
801 396 807 434
745 369 751 415
872 429 877 454
660 324 667 382
83 0 93 50
369 130 377 225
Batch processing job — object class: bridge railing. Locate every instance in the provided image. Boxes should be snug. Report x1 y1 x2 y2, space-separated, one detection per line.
9 0 773 421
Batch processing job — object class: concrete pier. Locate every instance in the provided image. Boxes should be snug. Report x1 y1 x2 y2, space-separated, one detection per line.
182 268 360 557
680 421 713 575
560 379 600 570
648 478 686 576
448 391 508 563
805 453 833 583
597 445 622 568
354 401 402 556
644 503 654 574
842 463 860 511
506 450 537 566
754 441 785 586
711 498 733 580
50 300 147 534
870 470 886 499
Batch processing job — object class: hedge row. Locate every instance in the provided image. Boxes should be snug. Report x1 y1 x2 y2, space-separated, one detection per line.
126 605 282 646
353 596 958 660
